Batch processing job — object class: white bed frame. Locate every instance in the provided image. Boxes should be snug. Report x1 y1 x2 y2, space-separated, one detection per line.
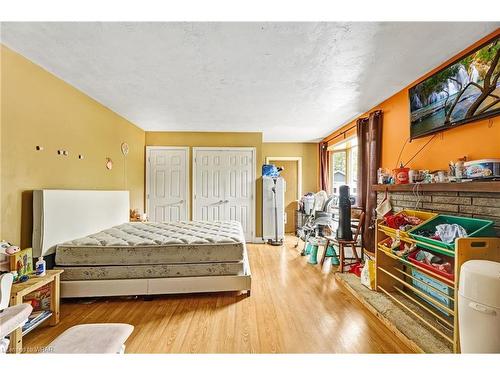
32 189 251 298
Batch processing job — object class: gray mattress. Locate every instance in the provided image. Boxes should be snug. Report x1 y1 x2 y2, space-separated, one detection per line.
57 262 245 281
56 221 245 266
55 220 247 281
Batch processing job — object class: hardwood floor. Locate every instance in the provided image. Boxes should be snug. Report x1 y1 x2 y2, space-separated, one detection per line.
23 236 412 353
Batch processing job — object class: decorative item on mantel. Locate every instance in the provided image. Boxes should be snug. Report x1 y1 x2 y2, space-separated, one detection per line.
464 159 500 179
372 180 500 193
378 156 500 187
448 156 467 182
394 163 410 184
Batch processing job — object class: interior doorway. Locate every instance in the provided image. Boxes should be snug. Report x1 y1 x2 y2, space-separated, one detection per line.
265 157 302 234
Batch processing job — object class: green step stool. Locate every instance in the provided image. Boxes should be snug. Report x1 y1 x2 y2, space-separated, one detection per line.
304 242 313 255
308 245 319 264
307 238 327 265
325 244 340 265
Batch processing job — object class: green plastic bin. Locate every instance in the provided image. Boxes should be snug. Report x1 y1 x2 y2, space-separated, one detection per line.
408 214 495 253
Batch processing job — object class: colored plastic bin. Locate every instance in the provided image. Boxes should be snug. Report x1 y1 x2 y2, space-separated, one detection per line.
408 214 495 253
379 209 437 238
408 250 454 281
378 237 403 253
411 268 454 316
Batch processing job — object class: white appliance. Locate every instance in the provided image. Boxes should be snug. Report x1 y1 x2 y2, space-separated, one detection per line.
458 260 500 353
262 176 285 243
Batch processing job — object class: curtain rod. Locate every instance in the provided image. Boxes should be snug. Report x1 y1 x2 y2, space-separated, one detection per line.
323 123 357 144
323 110 382 144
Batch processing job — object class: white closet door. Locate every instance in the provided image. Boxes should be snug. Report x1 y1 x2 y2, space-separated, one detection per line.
147 147 189 222
193 148 255 240
225 151 254 238
193 151 226 221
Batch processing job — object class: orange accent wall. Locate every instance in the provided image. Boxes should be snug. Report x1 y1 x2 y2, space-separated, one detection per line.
324 29 500 171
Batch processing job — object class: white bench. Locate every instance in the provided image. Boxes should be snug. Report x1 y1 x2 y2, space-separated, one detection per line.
48 323 134 354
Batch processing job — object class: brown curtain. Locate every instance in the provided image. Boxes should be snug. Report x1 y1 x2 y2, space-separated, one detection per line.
356 110 383 253
319 142 330 192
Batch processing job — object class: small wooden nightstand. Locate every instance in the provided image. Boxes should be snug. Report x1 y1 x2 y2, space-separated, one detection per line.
9 269 63 353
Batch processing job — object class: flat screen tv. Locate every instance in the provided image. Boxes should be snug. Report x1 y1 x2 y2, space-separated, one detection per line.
409 34 499 139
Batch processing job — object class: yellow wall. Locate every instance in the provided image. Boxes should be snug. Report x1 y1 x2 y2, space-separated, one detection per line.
146 131 264 237
1 45 145 247
146 132 263 149
1 45 322 245
262 143 319 194
324 29 500 171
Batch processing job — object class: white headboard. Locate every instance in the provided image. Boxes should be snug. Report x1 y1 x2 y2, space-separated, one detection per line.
32 190 130 257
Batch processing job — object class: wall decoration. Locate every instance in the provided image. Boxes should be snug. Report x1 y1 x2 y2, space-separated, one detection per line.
121 142 129 156
105 157 113 170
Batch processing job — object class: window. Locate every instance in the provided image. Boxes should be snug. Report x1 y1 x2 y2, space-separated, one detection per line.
329 137 358 198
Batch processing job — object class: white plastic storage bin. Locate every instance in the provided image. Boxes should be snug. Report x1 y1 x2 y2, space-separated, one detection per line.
458 260 500 353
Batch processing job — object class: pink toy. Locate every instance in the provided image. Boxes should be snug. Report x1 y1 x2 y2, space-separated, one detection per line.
5 245 20 255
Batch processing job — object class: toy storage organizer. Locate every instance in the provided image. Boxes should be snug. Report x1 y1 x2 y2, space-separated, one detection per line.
375 216 500 353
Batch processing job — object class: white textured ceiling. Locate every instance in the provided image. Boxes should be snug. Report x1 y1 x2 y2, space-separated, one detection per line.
1 22 498 141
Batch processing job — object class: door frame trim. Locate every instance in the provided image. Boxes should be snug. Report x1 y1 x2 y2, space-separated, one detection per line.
192 147 256 240
145 146 190 221
265 156 302 199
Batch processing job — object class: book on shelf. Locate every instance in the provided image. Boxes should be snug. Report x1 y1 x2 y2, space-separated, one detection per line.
22 310 52 331
23 284 51 311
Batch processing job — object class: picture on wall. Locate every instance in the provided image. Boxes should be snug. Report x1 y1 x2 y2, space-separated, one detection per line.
409 35 499 139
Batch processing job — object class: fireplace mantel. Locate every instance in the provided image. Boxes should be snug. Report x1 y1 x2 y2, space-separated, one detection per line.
372 181 500 193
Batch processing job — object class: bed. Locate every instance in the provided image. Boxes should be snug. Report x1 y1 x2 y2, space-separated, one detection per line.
32 190 251 298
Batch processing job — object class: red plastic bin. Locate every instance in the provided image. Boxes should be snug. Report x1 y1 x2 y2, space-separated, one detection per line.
408 250 454 281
